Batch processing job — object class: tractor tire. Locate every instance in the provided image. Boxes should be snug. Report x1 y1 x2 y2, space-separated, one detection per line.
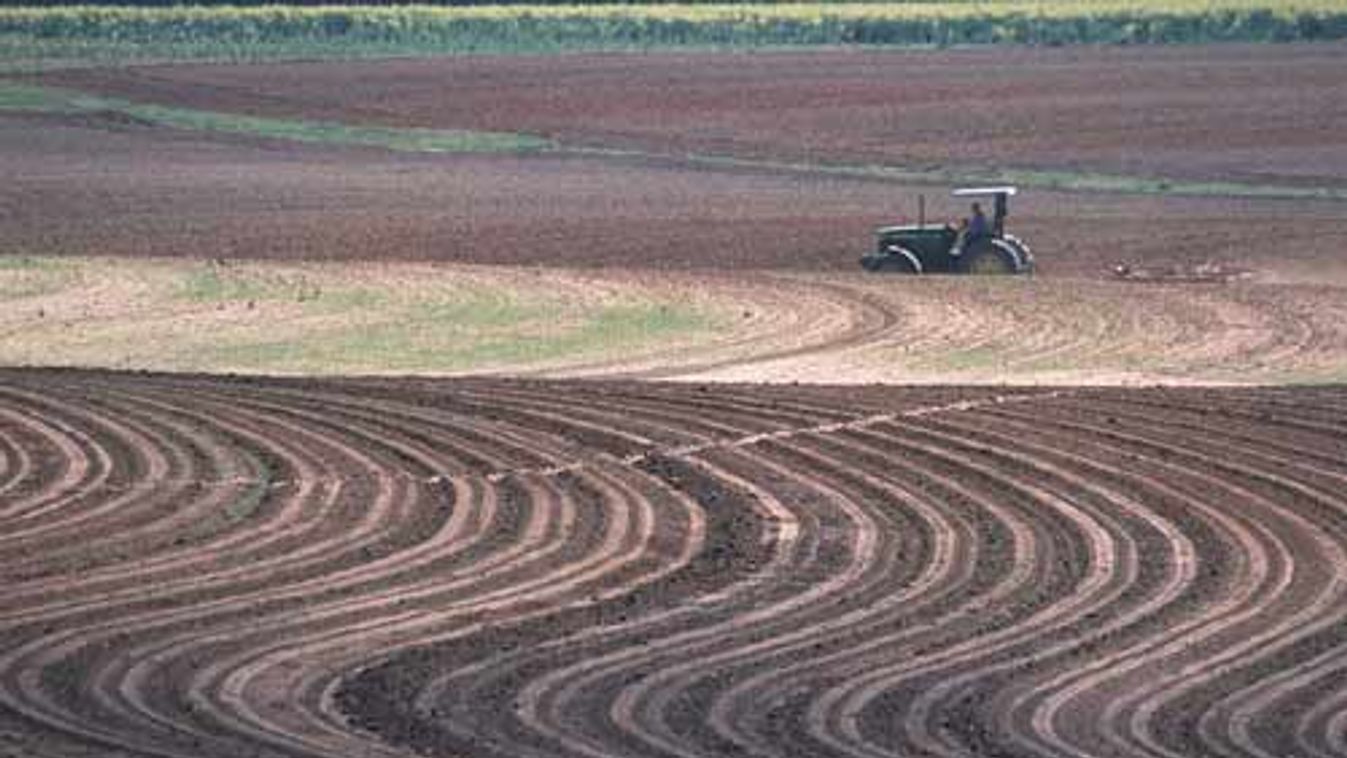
1002 235 1035 273
879 246 922 274
961 241 1018 275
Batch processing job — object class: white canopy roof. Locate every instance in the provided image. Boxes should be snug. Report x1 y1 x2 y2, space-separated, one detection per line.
952 186 1018 197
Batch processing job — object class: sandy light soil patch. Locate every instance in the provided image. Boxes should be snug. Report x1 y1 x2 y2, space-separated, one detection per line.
4 257 1346 385
0 257 747 375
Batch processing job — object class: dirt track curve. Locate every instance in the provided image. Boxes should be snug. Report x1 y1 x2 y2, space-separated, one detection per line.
4 368 1347 757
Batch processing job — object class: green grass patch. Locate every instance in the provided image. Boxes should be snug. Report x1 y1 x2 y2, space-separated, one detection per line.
669 152 1347 201
0 255 77 298
128 102 551 153
0 257 722 375
178 264 343 305
0 80 92 109
180 266 283 303
0 80 551 153
206 295 713 373
0 255 62 270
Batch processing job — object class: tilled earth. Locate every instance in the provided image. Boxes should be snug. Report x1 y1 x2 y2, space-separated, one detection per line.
6 43 1347 758
10 44 1347 278
36 44 1347 186
4 111 1346 279
3 369 1347 757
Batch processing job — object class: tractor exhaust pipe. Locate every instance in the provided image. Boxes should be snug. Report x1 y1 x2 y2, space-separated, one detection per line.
918 195 925 227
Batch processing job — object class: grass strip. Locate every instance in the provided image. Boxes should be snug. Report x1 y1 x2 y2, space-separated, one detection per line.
580 148 1347 202
0 81 551 152
3 79 1341 201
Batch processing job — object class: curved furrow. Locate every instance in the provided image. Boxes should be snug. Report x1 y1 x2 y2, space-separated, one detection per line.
0 402 411 756
887 404 1277 757
428 466 700 758
1 390 267 585
702 436 981 758
797 417 1128 758
1307 692 1347 758
517 445 899 758
0 376 466 753
514 414 1050 758
197 381 577 475
5 370 1347 758
2 376 576 753
974 398 1347 758
678 420 1080 757
334 460 705 758
0 390 351 619
764 422 1175 758
1068 394 1347 496
0 387 118 531
631 405 1101 758
918 408 1229 757
157 476 564 756
0 408 40 500
1111 388 1347 441
613 276 900 382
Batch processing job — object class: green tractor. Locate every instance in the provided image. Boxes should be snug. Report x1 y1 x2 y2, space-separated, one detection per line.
860 187 1034 275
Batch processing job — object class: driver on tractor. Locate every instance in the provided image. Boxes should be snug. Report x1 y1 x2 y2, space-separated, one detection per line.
953 202 990 256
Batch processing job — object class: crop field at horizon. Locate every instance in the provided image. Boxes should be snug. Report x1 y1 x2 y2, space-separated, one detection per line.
4 0 1347 66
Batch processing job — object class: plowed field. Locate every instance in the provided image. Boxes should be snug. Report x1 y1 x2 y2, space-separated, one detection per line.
6 111 1347 279
37 45 1347 186
4 369 1347 757
5 41 1347 758
11 44 1347 278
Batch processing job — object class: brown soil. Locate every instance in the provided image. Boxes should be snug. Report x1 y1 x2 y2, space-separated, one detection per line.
3 368 1346 758
36 44 1347 187
5 47 1347 758
4 110 1346 279
6 45 1347 279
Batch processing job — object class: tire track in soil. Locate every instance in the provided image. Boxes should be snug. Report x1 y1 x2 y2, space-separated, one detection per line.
2 369 1347 758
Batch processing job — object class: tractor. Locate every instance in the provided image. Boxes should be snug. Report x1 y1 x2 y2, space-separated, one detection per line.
860 187 1034 275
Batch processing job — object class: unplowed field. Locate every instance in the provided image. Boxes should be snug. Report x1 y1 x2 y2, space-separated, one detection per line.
3 369 1347 757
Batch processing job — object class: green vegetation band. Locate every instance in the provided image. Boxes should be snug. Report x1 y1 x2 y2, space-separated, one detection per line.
3 3 1347 51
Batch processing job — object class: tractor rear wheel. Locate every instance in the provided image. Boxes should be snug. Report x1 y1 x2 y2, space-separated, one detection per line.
961 242 1017 275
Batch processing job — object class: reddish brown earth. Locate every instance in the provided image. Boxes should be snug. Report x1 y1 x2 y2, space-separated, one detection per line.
3 368 1347 758
5 46 1347 758
36 44 1347 187
9 44 1347 277
3 111 1347 278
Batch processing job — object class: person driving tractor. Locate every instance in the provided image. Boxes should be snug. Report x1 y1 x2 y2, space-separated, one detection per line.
966 202 990 244
952 202 990 256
